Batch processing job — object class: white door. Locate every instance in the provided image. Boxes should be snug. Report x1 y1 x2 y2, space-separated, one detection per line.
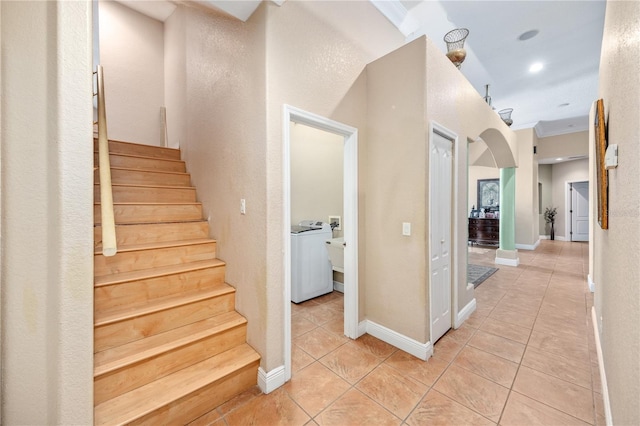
430 130 453 344
571 181 589 241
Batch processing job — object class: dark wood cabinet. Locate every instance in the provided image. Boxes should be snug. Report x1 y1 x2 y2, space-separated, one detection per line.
468 218 499 245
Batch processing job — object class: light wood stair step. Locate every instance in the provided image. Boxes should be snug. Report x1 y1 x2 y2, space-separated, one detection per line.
94 343 260 426
94 259 226 314
94 138 181 160
94 285 236 352
95 151 186 172
95 167 191 187
94 258 225 288
94 238 217 276
94 221 209 247
94 311 248 405
94 202 203 224
95 183 197 203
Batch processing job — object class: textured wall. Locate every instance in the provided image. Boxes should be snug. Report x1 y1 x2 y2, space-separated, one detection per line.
99 0 165 146
1 1 93 423
537 130 589 161
164 6 186 149
538 164 553 234
594 1 640 424
514 128 539 247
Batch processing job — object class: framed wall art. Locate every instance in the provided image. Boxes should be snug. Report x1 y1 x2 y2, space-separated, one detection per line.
594 99 608 230
477 178 500 211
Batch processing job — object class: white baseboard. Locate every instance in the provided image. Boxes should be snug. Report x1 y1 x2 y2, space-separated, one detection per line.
363 320 432 360
333 280 344 293
556 236 567 241
495 257 519 267
591 307 612 425
258 365 285 394
358 320 367 337
588 274 595 293
455 298 476 328
515 238 541 251
539 235 550 240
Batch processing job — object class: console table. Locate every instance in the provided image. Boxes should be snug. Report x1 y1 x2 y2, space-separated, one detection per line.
468 218 499 245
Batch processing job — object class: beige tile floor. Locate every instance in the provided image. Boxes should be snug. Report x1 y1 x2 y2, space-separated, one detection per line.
190 240 605 425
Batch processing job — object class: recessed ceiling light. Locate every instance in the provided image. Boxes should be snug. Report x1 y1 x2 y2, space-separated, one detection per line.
559 103 570 107
556 158 563 161
529 62 544 73
518 29 539 41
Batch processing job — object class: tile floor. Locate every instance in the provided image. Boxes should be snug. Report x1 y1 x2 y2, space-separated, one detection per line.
190 240 605 425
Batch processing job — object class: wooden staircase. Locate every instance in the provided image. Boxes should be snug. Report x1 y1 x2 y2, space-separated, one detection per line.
93 139 260 425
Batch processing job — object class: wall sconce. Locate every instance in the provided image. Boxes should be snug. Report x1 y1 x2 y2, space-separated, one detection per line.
444 28 469 69
498 108 514 126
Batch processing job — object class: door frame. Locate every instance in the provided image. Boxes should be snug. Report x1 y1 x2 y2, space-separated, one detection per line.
283 105 359 382
567 180 589 241
428 121 458 344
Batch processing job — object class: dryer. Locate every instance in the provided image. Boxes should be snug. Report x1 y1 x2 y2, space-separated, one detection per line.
291 220 333 303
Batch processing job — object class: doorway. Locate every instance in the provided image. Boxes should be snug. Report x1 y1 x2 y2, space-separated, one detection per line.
429 122 455 344
283 105 359 382
569 181 589 241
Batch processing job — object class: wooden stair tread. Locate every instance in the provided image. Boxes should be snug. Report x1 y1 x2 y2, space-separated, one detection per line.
95 201 201 206
94 258 226 287
94 343 260 426
94 238 216 255
95 285 235 327
96 182 196 190
94 137 181 153
95 150 185 164
102 166 190 177
94 311 246 377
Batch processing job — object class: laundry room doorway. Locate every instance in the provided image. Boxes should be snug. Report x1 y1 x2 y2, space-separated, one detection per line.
283 105 359 383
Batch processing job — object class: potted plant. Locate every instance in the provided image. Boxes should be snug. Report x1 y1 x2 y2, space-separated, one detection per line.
544 207 558 240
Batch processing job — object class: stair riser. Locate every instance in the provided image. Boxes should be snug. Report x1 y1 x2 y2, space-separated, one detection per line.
94 204 203 224
95 266 226 313
95 185 197 203
95 222 209 246
128 361 259 426
94 293 235 352
95 153 186 172
95 168 191 187
95 242 217 276
95 139 181 160
94 324 247 406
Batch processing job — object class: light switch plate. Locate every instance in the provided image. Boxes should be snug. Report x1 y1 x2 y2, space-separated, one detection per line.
402 222 411 236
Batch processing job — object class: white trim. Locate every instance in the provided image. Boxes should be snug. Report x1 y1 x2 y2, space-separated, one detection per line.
591 307 612 425
495 257 519 267
358 321 367 337
333 280 344 293
588 274 595 293
515 238 540 250
364 320 432 360
283 105 359 383
428 121 458 348
555 236 567 241
257 366 285 394
539 235 550 240
455 298 476 328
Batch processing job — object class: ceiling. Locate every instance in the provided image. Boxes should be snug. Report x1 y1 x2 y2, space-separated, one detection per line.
116 0 606 139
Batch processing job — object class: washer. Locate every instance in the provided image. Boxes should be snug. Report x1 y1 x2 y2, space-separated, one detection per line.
291 220 333 303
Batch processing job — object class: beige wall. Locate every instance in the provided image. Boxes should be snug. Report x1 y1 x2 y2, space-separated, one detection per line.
537 130 589 161
164 6 186 149
99 0 165 146
514 128 540 247
1 1 93 423
550 159 589 240
594 1 640 424
290 123 344 232
538 164 553 234
468 166 499 212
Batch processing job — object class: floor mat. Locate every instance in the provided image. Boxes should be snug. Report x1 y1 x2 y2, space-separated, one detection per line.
468 264 498 288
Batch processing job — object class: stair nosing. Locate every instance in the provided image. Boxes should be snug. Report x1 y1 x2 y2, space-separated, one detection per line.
94 344 260 426
94 258 225 287
94 312 247 378
95 202 202 206
94 137 181 153
93 238 216 255
96 183 196 191
95 151 185 164
94 285 235 327
105 166 190 177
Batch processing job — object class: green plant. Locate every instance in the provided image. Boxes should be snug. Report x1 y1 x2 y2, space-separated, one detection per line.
544 207 557 224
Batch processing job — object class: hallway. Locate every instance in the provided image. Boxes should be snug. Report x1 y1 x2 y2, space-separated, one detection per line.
189 240 604 425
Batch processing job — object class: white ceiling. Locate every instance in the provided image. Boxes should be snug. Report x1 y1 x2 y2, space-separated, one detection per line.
117 0 606 140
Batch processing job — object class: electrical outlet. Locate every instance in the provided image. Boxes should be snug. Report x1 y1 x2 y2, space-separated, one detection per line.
240 199 246 215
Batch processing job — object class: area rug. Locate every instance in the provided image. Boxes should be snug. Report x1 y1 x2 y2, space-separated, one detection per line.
468 264 498 288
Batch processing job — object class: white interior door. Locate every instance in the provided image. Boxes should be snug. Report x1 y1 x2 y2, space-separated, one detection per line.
571 181 589 241
430 130 453 344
